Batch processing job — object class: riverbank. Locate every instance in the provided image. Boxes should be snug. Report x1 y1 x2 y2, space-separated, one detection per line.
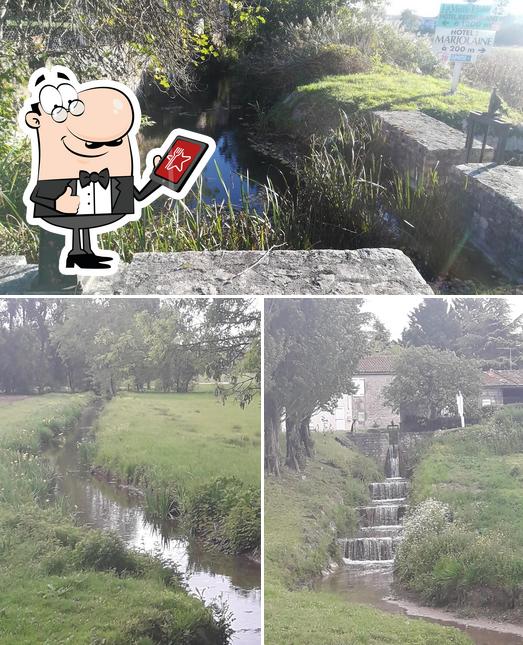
396 406 523 622
264 432 470 644
268 66 523 141
86 390 261 556
0 394 233 644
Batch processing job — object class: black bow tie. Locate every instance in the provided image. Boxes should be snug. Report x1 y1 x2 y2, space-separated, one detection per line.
79 168 110 189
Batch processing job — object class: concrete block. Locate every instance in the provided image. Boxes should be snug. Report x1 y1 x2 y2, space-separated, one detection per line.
83 249 433 295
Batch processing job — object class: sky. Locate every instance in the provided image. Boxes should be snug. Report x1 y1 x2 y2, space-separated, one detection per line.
362 296 523 340
385 0 522 16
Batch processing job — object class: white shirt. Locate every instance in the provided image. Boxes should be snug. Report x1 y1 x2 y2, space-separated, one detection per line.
76 179 112 215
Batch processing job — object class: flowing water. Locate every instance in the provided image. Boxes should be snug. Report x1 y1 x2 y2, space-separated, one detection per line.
48 402 261 645
322 441 523 644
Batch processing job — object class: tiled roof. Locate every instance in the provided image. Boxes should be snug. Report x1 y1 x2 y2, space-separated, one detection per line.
482 369 523 387
356 354 395 374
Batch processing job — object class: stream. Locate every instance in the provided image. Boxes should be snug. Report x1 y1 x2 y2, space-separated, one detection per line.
48 402 261 645
318 450 522 644
318 566 523 645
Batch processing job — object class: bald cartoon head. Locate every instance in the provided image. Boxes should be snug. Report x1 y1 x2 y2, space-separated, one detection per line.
24 68 138 180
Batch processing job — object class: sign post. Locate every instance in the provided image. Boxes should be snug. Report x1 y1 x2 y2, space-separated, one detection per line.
450 60 464 94
433 3 500 94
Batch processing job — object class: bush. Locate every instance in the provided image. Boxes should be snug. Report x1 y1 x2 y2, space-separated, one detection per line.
237 9 445 105
396 499 523 608
74 531 141 574
239 37 372 102
187 477 260 554
463 47 523 112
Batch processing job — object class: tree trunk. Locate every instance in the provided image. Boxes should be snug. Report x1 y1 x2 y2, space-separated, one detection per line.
285 414 302 471
299 415 314 458
264 396 280 476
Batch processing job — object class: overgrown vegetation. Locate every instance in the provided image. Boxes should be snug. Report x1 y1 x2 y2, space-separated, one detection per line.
0 393 93 453
396 406 523 615
464 47 523 112
265 434 471 644
0 395 231 644
90 390 261 555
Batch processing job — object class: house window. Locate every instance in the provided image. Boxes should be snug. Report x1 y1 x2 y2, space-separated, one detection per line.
353 378 365 396
482 398 493 407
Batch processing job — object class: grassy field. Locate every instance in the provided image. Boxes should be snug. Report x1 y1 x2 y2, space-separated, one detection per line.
265 432 471 644
0 393 229 644
0 393 93 453
397 406 523 612
270 65 523 139
92 390 261 553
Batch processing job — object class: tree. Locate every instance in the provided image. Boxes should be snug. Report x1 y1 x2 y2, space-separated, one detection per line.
264 299 369 474
400 9 420 33
402 298 461 351
383 346 481 427
454 298 523 370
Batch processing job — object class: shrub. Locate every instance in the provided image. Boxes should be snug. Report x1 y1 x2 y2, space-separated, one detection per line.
397 499 523 608
74 530 141 574
187 477 260 554
239 38 372 102
463 47 523 112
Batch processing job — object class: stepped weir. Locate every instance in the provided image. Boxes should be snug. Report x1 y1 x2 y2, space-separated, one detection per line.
342 439 408 565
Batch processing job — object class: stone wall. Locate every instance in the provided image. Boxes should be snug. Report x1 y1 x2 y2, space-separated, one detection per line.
373 110 493 179
342 430 434 476
345 432 391 471
450 164 523 280
0 249 433 295
398 431 434 477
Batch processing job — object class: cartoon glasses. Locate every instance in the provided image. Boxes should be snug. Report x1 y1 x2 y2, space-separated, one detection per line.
39 83 85 123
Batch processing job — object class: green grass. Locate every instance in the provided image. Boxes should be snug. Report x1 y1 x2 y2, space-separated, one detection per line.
271 65 523 138
265 432 470 644
396 406 523 610
92 391 261 553
410 407 523 547
0 393 231 643
0 393 94 453
94 391 260 493
0 506 229 644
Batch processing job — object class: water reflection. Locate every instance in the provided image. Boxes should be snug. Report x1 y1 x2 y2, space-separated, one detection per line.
139 77 288 207
49 406 261 645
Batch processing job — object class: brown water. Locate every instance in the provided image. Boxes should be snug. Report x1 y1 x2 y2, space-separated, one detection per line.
48 402 261 645
318 564 523 644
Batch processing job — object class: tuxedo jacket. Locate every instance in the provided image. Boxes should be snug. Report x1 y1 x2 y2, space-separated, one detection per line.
30 176 159 219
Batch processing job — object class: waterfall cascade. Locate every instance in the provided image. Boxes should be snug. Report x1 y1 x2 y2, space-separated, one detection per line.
342 440 408 565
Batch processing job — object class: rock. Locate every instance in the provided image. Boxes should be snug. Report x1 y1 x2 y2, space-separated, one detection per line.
83 249 432 295
0 256 38 294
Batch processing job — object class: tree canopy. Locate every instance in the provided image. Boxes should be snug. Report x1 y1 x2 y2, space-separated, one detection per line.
383 346 482 427
264 298 369 474
0 298 259 400
402 298 523 370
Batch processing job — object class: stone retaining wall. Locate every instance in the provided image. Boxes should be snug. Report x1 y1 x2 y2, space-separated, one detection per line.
451 164 523 280
373 110 493 179
0 249 433 295
344 432 391 471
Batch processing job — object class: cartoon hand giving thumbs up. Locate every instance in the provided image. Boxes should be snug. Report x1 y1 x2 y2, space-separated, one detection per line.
56 186 80 214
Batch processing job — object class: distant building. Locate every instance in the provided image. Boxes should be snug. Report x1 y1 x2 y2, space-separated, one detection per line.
481 369 523 406
310 354 399 432
310 357 523 433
